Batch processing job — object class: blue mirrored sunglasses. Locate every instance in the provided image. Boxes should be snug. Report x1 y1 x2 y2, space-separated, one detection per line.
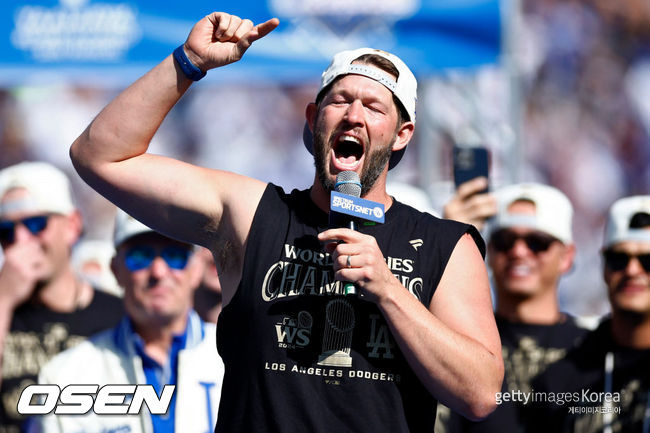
0 215 50 244
124 245 192 272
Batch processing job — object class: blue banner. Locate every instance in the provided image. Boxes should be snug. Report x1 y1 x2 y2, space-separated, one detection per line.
0 0 501 86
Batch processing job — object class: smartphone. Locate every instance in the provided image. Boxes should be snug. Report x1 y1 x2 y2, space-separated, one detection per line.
453 146 489 193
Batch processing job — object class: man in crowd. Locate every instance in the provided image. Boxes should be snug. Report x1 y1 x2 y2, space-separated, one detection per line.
36 210 223 433
527 195 650 432
0 161 123 433
442 182 588 432
68 11 503 431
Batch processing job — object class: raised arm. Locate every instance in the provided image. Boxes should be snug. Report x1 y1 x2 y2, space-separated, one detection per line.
70 13 279 252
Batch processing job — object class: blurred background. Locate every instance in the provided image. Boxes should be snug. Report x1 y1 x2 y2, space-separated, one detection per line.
0 0 649 319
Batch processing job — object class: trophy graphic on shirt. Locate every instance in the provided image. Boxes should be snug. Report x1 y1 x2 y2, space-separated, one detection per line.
318 298 355 367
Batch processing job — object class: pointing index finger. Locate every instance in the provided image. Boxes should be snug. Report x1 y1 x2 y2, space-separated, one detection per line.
238 18 279 50
257 18 280 38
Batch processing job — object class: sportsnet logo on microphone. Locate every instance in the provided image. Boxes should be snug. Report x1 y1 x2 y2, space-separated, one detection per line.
330 192 385 224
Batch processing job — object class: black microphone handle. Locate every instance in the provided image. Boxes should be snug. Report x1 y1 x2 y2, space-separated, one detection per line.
333 171 361 296
343 218 357 295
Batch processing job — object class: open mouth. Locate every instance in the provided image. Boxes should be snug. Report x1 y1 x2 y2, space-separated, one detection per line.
332 135 364 169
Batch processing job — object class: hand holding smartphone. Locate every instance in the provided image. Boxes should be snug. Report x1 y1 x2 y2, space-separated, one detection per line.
446 145 495 230
453 146 489 193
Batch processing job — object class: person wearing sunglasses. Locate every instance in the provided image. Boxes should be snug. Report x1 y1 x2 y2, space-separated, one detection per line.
0 162 124 433
526 196 650 433
443 183 588 433
35 209 224 433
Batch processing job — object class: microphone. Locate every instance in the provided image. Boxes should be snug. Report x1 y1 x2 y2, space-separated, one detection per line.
335 171 362 197
330 171 362 230
330 171 362 295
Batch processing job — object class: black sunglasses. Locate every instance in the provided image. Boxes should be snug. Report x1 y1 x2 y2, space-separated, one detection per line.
603 250 650 272
0 215 50 244
490 229 558 254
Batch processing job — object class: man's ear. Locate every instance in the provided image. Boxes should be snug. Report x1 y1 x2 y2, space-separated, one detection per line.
64 210 84 247
392 121 414 153
306 102 318 132
109 254 125 288
559 243 576 275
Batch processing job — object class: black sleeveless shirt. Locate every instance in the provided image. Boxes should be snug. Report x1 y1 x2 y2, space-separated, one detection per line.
216 185 484 433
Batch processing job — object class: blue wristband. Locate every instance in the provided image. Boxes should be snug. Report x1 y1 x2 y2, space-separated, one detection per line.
173 44 206 81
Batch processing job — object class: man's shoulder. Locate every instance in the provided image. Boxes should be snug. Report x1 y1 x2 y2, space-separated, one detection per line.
39 327 118 381
184 311 217 347
179 319 224 375
254 183 299 213
190 318 219 352
80 288 125 327
88 288 124 309
433 216 486 258
196 321 217 348
533 322 610 392
255 184 328 227
390 198 463 230
560 314 592 340
202 321 217 335
10 289 122 332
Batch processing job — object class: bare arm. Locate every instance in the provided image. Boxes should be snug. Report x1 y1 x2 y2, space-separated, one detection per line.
70 13 280 253
318 230 503 420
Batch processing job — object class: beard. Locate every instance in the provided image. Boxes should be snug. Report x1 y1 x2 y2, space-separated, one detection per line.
313 125 393 197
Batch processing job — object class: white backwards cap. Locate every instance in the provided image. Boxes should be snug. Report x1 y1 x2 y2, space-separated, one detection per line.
303 48 418 170
491 183 574 244
319 48 417 123
113 209 155 248
603 196 650 248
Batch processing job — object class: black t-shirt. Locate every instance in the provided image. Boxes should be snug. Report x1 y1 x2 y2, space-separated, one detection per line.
0 289 124 433
525 318 650 433
445 315 588 433
498 315 589 395
216 184 484 433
